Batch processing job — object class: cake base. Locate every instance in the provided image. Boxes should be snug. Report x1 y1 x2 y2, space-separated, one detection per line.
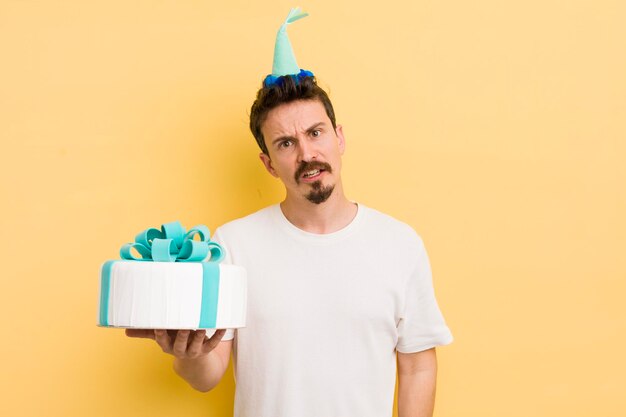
98 261 246 329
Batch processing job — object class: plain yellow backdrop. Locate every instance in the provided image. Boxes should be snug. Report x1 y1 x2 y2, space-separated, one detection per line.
1 1 625 416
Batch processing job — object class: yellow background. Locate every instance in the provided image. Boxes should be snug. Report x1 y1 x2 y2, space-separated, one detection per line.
1 1 625 416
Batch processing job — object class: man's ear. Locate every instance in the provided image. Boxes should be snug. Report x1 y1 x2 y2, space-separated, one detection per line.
335 124 346 155
259 152 279 178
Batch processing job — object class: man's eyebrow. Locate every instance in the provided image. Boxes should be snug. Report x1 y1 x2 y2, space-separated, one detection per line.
305 122 325 133
270 122 327 146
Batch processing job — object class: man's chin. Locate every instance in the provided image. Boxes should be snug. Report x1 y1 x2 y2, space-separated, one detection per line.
305 182 335 204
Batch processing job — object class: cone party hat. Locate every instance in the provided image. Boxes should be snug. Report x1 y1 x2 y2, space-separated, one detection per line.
264 8 313 87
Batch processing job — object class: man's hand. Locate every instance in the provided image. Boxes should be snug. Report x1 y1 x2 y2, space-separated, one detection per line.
125 328 232 392
126 328 226 359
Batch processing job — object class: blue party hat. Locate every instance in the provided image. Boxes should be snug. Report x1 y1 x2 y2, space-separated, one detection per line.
264 8 314 87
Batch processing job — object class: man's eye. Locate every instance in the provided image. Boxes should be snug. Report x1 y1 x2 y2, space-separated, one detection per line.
279 140 293 148
311 130 321 137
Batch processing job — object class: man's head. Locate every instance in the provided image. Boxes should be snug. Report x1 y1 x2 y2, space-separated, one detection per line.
250 75 337 155
249 76 345 205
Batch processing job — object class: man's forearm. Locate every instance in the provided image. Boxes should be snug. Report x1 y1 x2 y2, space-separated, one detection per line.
397 367 437 417
397 348 438 417
173 350 228 392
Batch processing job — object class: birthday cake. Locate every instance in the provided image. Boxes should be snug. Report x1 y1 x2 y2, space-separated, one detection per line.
98 222 246 329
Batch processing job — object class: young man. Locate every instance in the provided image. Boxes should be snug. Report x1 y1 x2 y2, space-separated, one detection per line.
128 75 453 417
127 10 452 417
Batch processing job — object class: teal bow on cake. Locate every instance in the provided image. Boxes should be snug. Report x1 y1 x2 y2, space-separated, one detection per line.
119 221 224 263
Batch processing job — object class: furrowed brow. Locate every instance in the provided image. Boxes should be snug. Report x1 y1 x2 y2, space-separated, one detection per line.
270 122 325 146
306 122 325 134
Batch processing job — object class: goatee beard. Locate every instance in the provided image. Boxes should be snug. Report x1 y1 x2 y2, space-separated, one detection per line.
306 181 335 204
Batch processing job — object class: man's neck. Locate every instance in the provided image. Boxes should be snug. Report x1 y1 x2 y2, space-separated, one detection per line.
280 186 358 234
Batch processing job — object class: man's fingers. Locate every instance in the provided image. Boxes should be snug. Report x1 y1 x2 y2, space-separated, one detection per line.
154 329 173 353
127 328 222 359
172 330 191 357
202 329 227 354
125 329 156 339
186 330 207 358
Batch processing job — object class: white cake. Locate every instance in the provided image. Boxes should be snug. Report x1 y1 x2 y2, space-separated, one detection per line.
98 260 247 329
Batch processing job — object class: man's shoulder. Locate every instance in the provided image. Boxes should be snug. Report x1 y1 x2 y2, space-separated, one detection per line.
360 204 425 247
215 204 277 236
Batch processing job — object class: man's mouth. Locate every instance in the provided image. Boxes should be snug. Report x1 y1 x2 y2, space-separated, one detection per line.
302 169 322 179
295 161 332 183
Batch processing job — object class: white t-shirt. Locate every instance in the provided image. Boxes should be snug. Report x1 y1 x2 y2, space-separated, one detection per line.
213 204 452 417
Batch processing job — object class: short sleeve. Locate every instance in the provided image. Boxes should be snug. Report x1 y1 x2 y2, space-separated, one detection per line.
212 228 236 341
396 238 453 353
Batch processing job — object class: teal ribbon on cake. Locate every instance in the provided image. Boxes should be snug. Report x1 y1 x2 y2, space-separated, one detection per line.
119 221 224 263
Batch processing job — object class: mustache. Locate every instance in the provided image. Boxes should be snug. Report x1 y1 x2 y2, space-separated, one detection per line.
294 160 332 183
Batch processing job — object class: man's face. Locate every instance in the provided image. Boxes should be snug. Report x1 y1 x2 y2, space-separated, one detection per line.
259 99 345 204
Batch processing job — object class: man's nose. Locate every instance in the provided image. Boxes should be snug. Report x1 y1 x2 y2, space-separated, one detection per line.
297 138 318 162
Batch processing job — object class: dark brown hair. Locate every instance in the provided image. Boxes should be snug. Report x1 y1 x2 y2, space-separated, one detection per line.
249 75 337 154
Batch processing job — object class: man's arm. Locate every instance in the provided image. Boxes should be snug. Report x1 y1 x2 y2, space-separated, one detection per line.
126 329 232 392
397 348 438 417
